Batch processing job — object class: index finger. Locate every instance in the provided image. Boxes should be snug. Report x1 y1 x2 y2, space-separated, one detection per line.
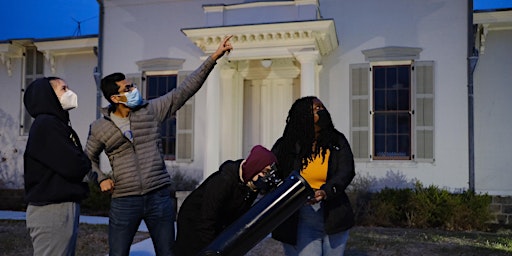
224 35 233 42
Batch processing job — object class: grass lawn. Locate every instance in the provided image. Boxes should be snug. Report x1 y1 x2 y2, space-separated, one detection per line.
1 220 511 256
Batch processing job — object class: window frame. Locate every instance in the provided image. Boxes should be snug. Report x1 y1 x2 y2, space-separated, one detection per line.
144 71 179 161
142 70 195 162
20 46 44 136
371 63 413 160
350 56 435 163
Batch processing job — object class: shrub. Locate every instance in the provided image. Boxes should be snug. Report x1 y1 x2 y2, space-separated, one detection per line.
169 168 199 191
81 182 111 216
358 181 493 231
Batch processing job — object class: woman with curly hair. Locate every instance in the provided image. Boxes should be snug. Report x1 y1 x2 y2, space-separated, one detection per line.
271 96 355 256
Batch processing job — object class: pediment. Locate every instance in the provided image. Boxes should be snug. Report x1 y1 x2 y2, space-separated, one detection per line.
181 20 338 60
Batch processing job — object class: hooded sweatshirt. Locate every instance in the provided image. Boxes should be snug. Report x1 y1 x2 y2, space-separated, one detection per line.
23 78 90 205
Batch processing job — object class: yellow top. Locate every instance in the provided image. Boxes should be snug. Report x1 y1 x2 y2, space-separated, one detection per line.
301 149 330 189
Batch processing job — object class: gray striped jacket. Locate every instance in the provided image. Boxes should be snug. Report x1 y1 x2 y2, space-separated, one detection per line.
86 57 216 198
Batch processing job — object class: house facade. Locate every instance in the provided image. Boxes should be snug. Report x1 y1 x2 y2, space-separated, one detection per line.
0 0 510 196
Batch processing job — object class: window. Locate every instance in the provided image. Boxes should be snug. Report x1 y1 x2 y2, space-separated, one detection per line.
144 72 195 162
146 74 178 160
21 46 44 135
373 65 411 160
350 59 434 162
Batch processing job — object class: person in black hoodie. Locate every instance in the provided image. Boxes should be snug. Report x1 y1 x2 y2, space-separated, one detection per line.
23 77 91 256
174 145 278 256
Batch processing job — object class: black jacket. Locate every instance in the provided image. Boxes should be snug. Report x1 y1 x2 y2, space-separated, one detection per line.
23 78 90 205
271 130 355 245
174 160 258 256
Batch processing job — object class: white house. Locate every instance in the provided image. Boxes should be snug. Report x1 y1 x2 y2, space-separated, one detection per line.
0 0 510 196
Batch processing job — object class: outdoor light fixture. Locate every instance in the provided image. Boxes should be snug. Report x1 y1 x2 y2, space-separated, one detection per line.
260 59 272 68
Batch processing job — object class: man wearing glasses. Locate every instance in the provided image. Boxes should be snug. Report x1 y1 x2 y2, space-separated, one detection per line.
85 36 232 256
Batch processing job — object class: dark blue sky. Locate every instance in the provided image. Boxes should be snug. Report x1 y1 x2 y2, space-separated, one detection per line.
0 0 98 41
0 0 510 41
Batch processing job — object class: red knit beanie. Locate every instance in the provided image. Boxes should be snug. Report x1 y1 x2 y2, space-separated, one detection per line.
242 145 277 183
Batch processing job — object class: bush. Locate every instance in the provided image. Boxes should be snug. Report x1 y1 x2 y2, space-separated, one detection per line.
169 169 199 191
81 182 111 216
81 168 200 216
358 181 493 231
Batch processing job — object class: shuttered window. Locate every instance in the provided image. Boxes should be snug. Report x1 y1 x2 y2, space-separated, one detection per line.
21 46 44 135
349 61 434 162
350 63 370 161
146 74 178 160
414 61 435 162
143 72 194 162
176 71 194 162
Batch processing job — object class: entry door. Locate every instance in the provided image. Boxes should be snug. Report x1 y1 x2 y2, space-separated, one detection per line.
242 78 300 156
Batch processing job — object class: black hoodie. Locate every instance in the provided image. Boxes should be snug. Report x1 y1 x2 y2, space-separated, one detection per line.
23 78 90 205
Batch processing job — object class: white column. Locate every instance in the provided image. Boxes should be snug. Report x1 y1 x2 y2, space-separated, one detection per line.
294 50 320 97
203 63 221 180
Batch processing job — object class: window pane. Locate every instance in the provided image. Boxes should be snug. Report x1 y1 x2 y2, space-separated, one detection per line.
386 90 397 110
146 74 178 158
385 67 397 89
397 113 410 133
147 77 158 99
374 90 385 111
374 114 385 133
36 51 44 74
397 66 410 89
386 135 397 154
26 48 34 74
374 68 385 89
398 135 410 155
373 65 412 160
385 114 397 133
375 135 385 156
398 90 410 110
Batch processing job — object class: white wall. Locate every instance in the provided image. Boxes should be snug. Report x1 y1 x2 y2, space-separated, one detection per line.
474 28 512 195
101 0 509 194
101 0 242 177
0 57 25 188
0 47 97 188
317 0 470 191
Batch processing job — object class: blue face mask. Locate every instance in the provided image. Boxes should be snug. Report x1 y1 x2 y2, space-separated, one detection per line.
120 88 143 108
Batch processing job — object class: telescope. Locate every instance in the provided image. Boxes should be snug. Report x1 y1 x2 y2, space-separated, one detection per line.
199 171 313 256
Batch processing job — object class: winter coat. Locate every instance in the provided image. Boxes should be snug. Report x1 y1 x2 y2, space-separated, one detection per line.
271 130 356 245
174 160 258 256
86 57 217 198
23 78 91 205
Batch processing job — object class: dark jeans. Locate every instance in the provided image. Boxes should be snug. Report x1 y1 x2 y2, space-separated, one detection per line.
109 187 175 256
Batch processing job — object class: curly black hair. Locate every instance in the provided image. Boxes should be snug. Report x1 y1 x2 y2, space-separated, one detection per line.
277 96 336 172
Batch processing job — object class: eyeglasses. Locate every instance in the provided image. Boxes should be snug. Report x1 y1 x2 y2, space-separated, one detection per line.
123 83 136 92
113 84 136 97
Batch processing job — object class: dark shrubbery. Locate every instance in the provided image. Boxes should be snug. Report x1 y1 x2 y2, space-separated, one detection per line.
81 169 199 216
81 182 111 216
352 181 493 231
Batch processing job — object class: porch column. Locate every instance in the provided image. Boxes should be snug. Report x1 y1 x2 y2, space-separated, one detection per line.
294 50 320 97
204 62 221 180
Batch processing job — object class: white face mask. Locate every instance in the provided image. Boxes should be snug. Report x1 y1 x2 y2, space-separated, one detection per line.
60 90 78 110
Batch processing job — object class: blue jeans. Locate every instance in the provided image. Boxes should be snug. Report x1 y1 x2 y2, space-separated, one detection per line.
283 203 350 256
109 186 175 256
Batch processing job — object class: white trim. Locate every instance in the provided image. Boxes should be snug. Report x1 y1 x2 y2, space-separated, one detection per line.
182 20 338 58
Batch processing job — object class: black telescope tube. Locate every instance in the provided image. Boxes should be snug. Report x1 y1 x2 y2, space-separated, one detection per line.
199 171 313 256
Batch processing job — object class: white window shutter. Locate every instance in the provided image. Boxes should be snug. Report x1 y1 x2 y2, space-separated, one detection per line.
350 63 371 161
413 61 435 162
176 71 194 162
